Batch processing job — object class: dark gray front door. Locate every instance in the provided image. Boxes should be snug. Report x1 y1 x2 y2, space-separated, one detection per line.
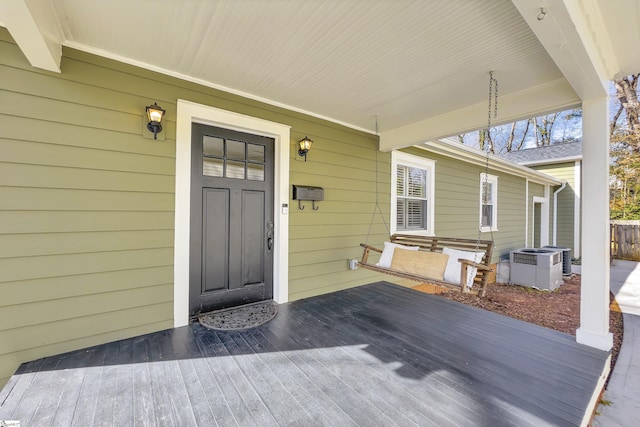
189 123 274 316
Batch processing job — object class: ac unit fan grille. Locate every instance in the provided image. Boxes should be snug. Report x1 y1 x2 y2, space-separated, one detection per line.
512 253 537 265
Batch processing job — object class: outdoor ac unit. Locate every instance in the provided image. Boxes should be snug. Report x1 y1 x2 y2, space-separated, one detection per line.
509 248 563 290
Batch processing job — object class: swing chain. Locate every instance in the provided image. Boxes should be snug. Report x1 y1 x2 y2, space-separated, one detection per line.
485 71 498 151
365 115 389 245
474 71 498 279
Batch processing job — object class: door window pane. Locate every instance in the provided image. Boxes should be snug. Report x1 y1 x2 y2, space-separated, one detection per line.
247 163 265 181
202 137 267 181
227 140 245 160
203 136 224 157
227 160 245 179
203 158 224 177
247 144 265 163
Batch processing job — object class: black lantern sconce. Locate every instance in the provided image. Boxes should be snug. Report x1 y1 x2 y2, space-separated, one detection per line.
298 136 313 161
146 102 166 140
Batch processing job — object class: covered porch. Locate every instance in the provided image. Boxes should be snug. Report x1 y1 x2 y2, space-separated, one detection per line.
0 282 609 426
0 1 637 422
1 0 633 353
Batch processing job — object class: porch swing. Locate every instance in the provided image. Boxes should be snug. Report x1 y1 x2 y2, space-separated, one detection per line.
357 73 499 297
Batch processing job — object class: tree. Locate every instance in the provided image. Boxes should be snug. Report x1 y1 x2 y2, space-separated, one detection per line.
611 74 640 145
533 113 559 147
457 110 579 153
505 120 530 152
478 129 494 153
610 142 640 219
454 73 640 219
610 74 640 219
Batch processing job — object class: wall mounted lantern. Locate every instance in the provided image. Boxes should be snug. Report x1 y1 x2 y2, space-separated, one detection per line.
298 136 313 161
146 102 165 140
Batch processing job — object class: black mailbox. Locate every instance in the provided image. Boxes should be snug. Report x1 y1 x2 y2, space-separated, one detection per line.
292 185 324 210
292 185 324 201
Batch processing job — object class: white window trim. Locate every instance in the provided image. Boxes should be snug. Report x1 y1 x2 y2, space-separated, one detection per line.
574 160 581 258
479 173 498 232
391 151 435 236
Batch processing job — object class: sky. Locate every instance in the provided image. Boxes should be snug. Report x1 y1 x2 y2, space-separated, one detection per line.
458 109 582 154
458 81 626 154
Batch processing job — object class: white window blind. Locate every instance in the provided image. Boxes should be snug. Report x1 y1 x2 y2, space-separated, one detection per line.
480 174 498 231
396 165 428 230
481 181 493 227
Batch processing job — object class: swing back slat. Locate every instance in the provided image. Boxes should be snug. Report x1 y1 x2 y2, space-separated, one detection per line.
359 234 494 297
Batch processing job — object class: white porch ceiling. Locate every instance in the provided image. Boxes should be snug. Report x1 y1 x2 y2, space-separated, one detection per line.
3 0 640 141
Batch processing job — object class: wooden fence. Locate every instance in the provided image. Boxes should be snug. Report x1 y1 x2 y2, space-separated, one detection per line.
611 222 640 261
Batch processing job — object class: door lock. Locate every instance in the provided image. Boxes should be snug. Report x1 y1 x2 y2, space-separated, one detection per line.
267 221 274 251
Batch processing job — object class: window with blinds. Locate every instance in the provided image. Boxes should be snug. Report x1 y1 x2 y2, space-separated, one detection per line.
480 173 498 231
396 165 428 230
481 181 493 227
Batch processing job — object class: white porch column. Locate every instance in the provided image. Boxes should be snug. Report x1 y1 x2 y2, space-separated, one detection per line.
576 96 613 351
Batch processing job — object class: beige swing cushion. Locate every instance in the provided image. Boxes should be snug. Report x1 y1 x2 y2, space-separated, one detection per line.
358 234 494 297
390 249 449 280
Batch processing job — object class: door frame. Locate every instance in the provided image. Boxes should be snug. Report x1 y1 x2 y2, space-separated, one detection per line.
174 99 291 327
531 195 549 248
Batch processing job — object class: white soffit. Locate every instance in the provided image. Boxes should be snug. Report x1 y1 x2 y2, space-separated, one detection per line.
47 0 566 135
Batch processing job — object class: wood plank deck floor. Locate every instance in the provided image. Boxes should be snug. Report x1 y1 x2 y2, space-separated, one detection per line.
0 282 608 426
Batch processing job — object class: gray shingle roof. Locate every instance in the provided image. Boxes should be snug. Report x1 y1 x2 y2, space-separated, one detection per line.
499 141 582 165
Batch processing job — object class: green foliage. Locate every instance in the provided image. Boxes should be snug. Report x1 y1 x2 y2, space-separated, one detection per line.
610 136 640 219
610 74 640 219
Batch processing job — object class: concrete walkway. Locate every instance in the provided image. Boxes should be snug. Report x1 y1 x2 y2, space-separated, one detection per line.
594 260 640 427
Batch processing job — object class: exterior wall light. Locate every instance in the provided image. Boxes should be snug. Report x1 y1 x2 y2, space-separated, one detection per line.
298 136 313 161
146 102 165 140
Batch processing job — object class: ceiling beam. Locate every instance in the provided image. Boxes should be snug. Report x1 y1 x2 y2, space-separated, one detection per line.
379 78 579 151
599 0 640 78
0 0 62 72
511 0 610 100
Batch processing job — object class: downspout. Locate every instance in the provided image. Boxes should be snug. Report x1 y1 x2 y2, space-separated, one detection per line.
525 179 529 247
553 181 568 246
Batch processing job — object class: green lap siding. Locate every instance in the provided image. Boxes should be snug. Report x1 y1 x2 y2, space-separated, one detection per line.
0 28 382 386
401 148 527 261
288 145 391 299
0 25 566 388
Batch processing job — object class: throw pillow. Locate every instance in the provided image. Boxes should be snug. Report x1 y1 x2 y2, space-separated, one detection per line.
442 247 485 287
375 241 420 268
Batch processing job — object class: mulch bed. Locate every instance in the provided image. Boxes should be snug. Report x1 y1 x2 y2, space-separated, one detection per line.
415 275 624 370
